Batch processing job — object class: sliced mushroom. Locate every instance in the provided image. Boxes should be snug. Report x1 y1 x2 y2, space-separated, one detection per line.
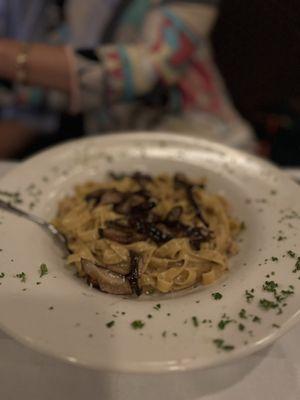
131 172 152 187
130 200 156 215
100 189 124 205
165 206 183 222
85 188 124 205
113 194 144 214
106 219 131 230
81 259 132 295
99 227 145 244
127 251 142 296
101 261 131 275
129 218 172 244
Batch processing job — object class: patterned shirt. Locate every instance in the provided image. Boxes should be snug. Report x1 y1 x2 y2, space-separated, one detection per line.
0 0 252 149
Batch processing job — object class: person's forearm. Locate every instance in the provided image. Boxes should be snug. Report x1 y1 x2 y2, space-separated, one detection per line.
0 39 71 93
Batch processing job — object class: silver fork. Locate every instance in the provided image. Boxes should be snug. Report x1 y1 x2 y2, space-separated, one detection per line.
0 199 69 255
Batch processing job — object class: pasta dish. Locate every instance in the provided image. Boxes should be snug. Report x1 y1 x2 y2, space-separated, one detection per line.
53 172 240 295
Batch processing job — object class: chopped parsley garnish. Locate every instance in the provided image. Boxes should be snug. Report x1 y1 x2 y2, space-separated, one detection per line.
239 309 247 319
287 250 296 258
192 316 199 327
131 320 145 329
259 299 278 310
238 323 245 331
271 257 278 262
147 314 153 319
212 292 223 300
292 258 300 273
48 306 54 310
106 321 115 328
218 319 232 330
39 263 48 277
172 332 178 337
167 313 171 316
275 289 294 302
245 289 255 303
272 323 280 328
277 236 287 241
16 272 26 282
162 331 167 338
36 281 41 285
154 304 161 310
263 280 278 293
0 272 5 278
252 316 261 323
213 339 235 351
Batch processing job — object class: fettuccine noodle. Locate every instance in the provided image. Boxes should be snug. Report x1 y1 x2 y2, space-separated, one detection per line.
53 173 240 295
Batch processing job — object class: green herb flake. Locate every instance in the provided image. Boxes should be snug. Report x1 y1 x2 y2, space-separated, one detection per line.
192 316 199 327
0 272 5 278
238 323 245 331
212 292 223 300
16 272 26 282
276 289 294 302
252 315 261 323
48 306 54 310
271 257 278 262
36 281 41 285
272 323 280 328
39 263 48 277
239 309 247 319
287 250 296 258
154 304 161 311
292 258 300 273
245 289 255 303
277 236 287 241
106 321 115 328
213 339 235 351
263 280 278 293
162 331 167 338
131 320 145 329
147 314 153 319
218 319 232 330
172 332 178 337
259 298 278 310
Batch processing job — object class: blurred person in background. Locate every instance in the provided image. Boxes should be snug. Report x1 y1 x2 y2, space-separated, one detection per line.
0 0 253 159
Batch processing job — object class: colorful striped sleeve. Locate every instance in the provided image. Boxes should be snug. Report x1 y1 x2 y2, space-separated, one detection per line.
72 1 218 112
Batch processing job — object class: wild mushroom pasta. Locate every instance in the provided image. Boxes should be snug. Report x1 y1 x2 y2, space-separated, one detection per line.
53 173 241 295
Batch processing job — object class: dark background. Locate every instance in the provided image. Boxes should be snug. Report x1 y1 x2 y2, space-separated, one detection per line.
212 0 300 165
